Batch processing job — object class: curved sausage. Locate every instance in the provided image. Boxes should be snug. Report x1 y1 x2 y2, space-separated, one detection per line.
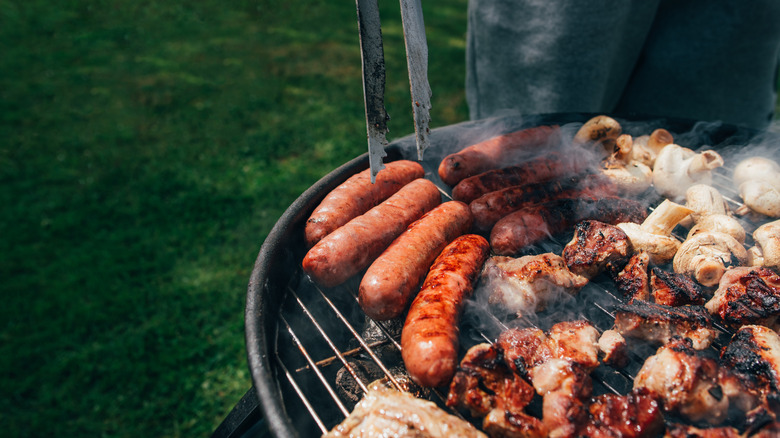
305 160 425 247
490 197 647 256
302 178 441 287
401 234 491 387
359 201 473 321
451 151 590 204
438 125 562 187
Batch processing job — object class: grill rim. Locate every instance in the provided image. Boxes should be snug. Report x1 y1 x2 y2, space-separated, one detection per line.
245 112 768 438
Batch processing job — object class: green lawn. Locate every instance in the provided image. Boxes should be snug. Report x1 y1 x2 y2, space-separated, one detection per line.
0 1 468 437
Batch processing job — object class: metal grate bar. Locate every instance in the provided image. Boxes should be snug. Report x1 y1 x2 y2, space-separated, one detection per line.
276 356 329 434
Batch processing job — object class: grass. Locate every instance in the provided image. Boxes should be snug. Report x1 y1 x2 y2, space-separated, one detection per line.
0 0 468 437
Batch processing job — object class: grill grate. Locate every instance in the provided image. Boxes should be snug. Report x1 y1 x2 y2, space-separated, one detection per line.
269 162 766 436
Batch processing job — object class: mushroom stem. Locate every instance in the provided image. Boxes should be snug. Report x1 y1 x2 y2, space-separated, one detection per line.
641 199 694 236
687 150 724 177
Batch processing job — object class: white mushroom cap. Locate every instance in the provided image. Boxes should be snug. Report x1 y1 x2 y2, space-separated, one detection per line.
733 157 780 186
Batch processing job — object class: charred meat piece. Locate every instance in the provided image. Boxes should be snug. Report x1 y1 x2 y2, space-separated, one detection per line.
481 254 589 316
324 383 487 438
613 300 717 350
651 267 707 306
579 388 664 438
751 421 780 438
446 343 546 438
706 267 780 329
634 337 729 425
562 220 631 280
531 358 593 438
663 424 741 438
497 327 554 377
598 329 629 368
613 250 651 302
720 325 780 402
547 320 601 372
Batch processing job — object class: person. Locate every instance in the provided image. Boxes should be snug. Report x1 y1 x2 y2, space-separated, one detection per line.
466 0 780 131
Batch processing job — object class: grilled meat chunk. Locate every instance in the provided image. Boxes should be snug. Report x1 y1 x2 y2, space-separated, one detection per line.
548 320 601 372
497 327 554 377
663 424 741 438
324 383 487 437
531 358 592 438
579 388 664 438
634 337 729 425
562 220 631 280
651 267 707 306
613 250 651 302
613 300 717 350
706 267 780 329
598 329 629 368
481 254 589 316
720 325 780 404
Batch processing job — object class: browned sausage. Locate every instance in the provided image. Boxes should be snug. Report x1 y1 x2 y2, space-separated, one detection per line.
470 174 617 233
401 234 490 387
304 160 425 248
438 125 562 187
490 197 647 256
451 151 590 204
358 201 473 321
302 178 441 287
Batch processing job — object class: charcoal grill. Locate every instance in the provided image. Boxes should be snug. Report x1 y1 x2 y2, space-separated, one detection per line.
213 112 780 438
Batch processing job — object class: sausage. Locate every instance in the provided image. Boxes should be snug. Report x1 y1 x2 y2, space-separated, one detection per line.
470 174 617 233
451 152 590 204
359 201 473 320
490 197 648 256
302 178 441 287
438 125 562 187
304 160 425 248
401 234 490 387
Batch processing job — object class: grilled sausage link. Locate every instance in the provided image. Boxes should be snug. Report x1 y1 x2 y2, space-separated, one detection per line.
470 174 617 233
359 201 473 321
401 234 490 387
438 125 562 187
304 160 425 248
451 151 590 204
302 178 441 287
490 197 647 256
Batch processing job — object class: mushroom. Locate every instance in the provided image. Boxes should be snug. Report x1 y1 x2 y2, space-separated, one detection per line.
599 134 653 195
652 144 724 201
687 214 746 244
684 184 729 224
573 115 622 158
616 199 693 265
733 156 780 186
750 220 780 272
738 179 780 218
672 231 748 287
630 128 674 168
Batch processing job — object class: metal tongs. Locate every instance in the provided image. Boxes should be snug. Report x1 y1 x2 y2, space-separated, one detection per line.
355 0 432 182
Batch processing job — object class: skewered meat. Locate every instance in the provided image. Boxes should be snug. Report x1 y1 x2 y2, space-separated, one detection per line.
446 343 547 438
451 151 589 204
597 329 629 368
651 267 707 306
616 199 692 265
562 220 631 280
673 231 749 288
634 337 729 425
481 253 589 316
469 173 617 232
359 201 473 321
613 300 717 350
663 424 741 438
613 250 651 302
491 197 647 256
579 388 664 438
705 267 780 329
323 382 488 438
304 160 425 248
438 125 563 187
751 220 780 272
401 234 490 388
652 144 724 201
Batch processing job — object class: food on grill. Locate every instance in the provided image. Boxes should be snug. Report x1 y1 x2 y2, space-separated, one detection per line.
498 321 602 374
652 144 724 201
600 155 654 196
734 157 780 187
490 197 647 256
733 157 780 218
597 329 629 368
687 214 747 245
469 174 616 233
650 267 707 306
579 388 664 438
437 124 562 186
573 115 622 151
634 337 729 425
358 201 473 321
481 253 588 316
531 358 593 438
749 219 780 271
451 152 589 204
673 231 749 287
547 320 601 371
562 220 631 280
684 183 729 223
705 267 780 329
304 160 425 248
446 343 547 438
616 199 692 265
719 325 780 412
629 128 674 168
323 382 487 438
302 178 441 287
613 300 717 350
663 424 741 438
401 234 490 388
613 250 651 302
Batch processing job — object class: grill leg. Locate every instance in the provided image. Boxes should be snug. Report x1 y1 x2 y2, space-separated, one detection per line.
211 387 269 438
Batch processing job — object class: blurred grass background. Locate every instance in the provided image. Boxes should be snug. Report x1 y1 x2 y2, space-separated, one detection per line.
0 0 469 437
2 1 779 437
